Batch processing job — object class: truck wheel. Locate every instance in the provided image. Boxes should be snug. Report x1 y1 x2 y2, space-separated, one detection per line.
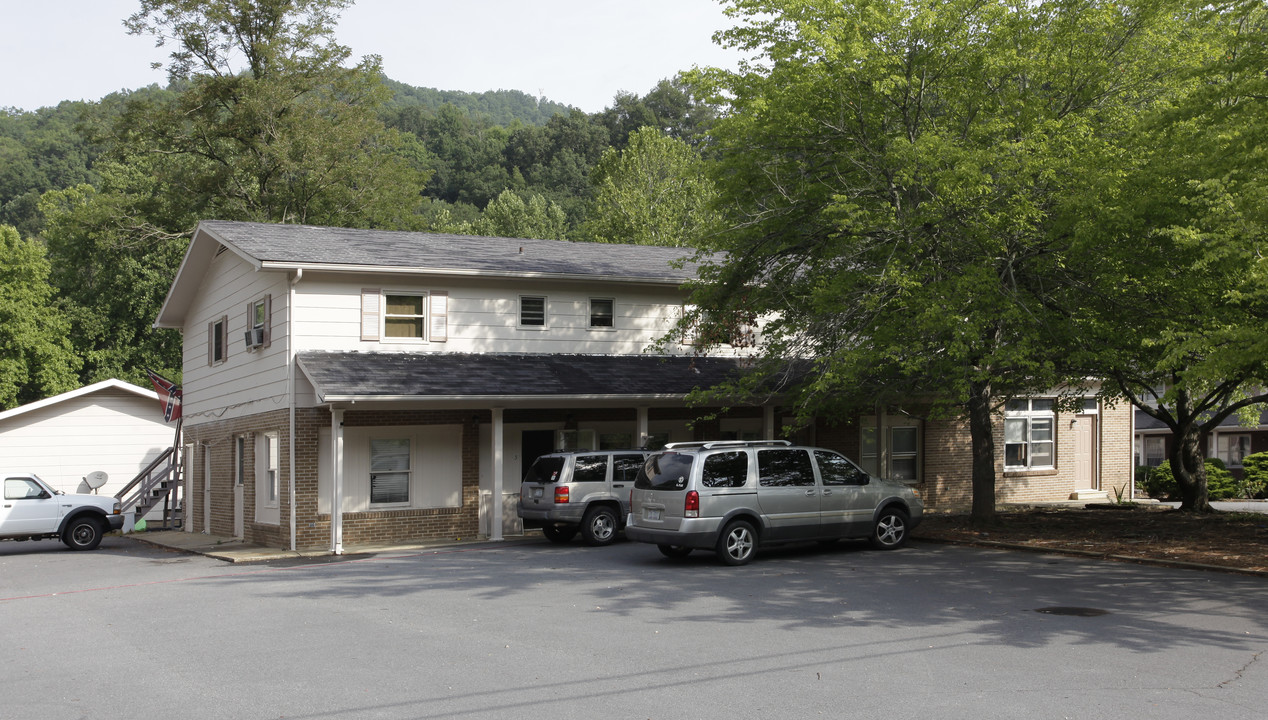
581 506 619 546
64 517 104 551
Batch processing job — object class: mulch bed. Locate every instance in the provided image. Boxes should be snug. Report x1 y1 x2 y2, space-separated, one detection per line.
913 504 1268 573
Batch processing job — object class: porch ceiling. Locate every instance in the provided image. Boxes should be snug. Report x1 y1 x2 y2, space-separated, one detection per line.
296 351 782 408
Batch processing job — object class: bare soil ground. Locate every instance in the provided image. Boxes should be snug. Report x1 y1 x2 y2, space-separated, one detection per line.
913 504 1268 573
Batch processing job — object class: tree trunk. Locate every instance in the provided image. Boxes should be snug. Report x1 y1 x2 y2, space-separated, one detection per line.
1171 425 1213 512
967 377 998 525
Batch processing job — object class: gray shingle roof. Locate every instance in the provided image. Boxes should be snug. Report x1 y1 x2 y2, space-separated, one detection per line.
199 220 709 282
296 351 769 402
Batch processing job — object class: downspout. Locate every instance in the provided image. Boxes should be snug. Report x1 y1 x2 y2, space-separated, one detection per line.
288 268 302 552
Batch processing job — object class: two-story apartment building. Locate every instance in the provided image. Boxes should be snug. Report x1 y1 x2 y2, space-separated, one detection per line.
156 220 1133 553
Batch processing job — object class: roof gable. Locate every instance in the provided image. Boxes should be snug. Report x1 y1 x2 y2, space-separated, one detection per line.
0 379 158 423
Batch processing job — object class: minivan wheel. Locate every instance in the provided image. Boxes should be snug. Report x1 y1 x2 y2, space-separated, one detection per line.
716 520 758 566
869 508 910 550
657 544 692 559
581 506 619 546
542 525 577 543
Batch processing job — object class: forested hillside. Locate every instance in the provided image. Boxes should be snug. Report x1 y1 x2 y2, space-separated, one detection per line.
0 0 719 406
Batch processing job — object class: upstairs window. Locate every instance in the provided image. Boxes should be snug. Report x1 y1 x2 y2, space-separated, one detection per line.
246 295 271 350
520 295 547 328
1005 399 1055 470
385 293 426 339
589 298 614 328
207 315 228 365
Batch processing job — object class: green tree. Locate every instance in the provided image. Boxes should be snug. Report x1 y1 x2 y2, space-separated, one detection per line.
115 0 428 226
455 190 568 240
1074 0 1267 511
682 0 1203 522
0 225 80 409
583 127 718 246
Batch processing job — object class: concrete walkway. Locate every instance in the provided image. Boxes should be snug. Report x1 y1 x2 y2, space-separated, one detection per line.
131 530 505 563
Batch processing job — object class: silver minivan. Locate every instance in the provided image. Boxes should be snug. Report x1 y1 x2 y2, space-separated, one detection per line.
625 440 923 565
518 450 649 546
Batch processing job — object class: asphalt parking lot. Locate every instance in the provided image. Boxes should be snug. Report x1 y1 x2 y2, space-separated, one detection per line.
2 534 1265 720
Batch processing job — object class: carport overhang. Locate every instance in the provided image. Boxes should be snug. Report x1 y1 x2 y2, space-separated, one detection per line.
296 351 792 554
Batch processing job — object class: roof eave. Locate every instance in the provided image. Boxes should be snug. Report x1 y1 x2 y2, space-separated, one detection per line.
258 260 691 286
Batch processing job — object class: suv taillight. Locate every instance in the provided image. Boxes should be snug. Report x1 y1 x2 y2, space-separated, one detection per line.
554 486 570 504
684 490 699 518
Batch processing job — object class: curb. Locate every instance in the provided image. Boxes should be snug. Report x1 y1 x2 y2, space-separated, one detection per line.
915 536 1268 578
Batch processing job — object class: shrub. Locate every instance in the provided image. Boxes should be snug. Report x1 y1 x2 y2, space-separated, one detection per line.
1239 452 1268 499
1143 459 1238 501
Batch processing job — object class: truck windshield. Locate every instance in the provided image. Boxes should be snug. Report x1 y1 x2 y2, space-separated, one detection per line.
635 452 693 491
522 457 566 485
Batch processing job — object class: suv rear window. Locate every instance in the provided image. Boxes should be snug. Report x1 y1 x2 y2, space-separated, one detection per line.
523 456 566 485
636 452 693 490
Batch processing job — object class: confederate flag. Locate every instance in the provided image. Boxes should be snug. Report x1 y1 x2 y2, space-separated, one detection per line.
146 369 182 422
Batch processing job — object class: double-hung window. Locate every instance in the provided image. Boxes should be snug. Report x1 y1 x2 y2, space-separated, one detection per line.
1004 399 1055 470
1216 434 1251 467
370 438 411 505
1142 437 1165 467
385 293 427 340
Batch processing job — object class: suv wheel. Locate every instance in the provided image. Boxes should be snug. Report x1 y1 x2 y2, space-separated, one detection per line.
716 520 758 566
869 508 910 550
63 517 103 551
581 506 619 546
542 525 577 543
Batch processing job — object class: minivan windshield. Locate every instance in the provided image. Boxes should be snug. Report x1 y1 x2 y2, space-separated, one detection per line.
522 456 566 485
635 452 693 490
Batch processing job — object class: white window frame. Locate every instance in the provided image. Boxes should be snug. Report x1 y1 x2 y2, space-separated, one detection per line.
589 297 615 330
1142 436 1166 467
519 295 548 329
262 431 279 508
369 436 412 507
1215 434 1251 467
1004 399 1056 470
382 291 429 343
245 295 271 351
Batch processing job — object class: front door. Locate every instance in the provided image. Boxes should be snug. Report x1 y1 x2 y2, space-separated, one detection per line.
233 436 245 538
1073 415 1097 491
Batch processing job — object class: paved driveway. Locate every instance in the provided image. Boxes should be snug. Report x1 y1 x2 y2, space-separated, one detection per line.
2 534 1265 720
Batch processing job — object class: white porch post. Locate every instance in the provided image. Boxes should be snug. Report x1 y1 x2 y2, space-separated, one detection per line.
491 407 505 542
331 408 344 555
637 406 649 448
763 405 775 440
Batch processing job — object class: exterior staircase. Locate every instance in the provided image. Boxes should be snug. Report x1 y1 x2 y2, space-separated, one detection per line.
116 445 183 530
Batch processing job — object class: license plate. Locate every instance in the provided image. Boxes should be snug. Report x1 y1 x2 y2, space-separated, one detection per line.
531 488 543 499
646 509 662 521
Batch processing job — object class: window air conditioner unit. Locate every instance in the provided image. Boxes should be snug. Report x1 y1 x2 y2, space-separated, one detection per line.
244 327 264 348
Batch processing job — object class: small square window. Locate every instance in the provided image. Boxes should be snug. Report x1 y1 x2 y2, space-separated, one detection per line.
590 298 614 328
385 293 426 339
520 296 546 327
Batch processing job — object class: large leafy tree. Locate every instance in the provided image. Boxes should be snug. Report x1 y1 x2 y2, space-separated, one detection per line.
583 126 718 246
1074 0 1267 511
0 225 80 409
684 0 1203 522
116 0 428 226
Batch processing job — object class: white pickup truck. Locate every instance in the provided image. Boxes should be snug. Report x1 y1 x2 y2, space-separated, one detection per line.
1 473 124 550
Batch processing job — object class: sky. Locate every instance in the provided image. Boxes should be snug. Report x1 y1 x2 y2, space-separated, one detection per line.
0 0 747 114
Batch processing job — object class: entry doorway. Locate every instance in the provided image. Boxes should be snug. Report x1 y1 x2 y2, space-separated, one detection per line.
521 430 555 479
1073 415 1097 491
233 435 245 538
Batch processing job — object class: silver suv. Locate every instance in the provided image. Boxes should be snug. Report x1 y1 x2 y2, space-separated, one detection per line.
625 440 923 565
518 450 649 546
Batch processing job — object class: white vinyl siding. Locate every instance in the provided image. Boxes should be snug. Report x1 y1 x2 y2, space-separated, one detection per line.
182 251 290 426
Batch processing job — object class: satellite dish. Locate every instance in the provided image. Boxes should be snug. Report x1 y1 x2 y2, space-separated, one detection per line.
84 471 108 493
